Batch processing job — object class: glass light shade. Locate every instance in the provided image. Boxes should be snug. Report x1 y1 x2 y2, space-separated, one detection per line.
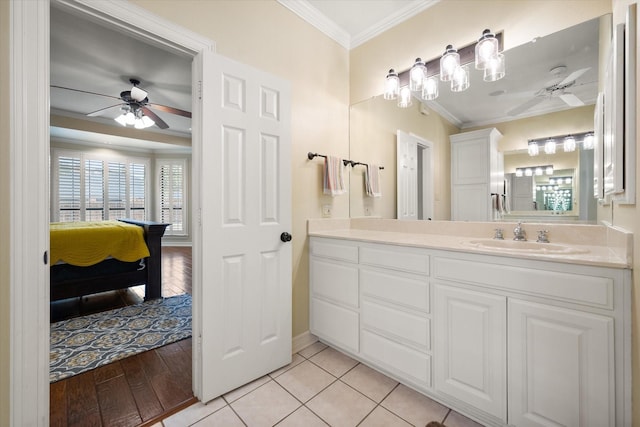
565 177 572 184
527 141 539 156
515 168 523 177
524 168 533 177
398 86 412 108
535 167 543 176
546 166 554 175
451 65 469 92
583 133 595 149
409 58 427 92
384 69 400 100
134 118 145 129
141 115 155 128
563 135 576 152
475 29 499 70
544 139 556 154
554 186 559 190
114 114 128 126
549 178 556 185
440 45 460 82
422 76 439 100
125 112 136 125
483 53 505 82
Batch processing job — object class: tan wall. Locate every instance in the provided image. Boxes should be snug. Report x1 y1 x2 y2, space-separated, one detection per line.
350 0 611 104
349 97 458 219
0 0 9 422
131 0 350 338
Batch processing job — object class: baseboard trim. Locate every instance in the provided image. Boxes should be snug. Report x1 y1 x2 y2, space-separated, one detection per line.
292 330 318 354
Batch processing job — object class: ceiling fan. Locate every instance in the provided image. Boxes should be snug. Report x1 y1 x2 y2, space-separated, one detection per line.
51 78 191 130
507 67 591 117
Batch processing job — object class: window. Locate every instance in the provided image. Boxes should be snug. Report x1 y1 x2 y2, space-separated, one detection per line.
51 149 149 222
157 159 187 236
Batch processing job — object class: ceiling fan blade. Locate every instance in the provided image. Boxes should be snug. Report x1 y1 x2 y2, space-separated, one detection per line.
148 103 192 118
86 103 122 117
508 96 545 116
559 67 590 85
559 93 585 107
50 85 120 101
141 106 169 129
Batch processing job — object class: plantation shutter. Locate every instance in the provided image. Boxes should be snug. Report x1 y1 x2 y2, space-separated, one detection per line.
84 159 104 221
58 155 81 222
158 160 185 235
130 162 146 220
108 161 127 219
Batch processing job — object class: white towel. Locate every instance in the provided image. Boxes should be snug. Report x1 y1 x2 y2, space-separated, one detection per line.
323 156 346 196
365 164 382 197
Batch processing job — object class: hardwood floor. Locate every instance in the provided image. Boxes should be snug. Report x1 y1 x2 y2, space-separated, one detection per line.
50 246 194 427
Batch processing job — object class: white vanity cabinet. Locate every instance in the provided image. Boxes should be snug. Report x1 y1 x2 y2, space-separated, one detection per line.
308 236 631 427
450 128 503 221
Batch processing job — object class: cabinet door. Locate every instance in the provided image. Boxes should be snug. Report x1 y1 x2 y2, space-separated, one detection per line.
433 284 507 421
508 299 614 427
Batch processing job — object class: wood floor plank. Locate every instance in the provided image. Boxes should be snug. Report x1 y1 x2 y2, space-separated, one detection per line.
93 360 124 384
156 341 192 392
96 375 142 427
120 354 164 422
50 379 68 427
66 372 102 427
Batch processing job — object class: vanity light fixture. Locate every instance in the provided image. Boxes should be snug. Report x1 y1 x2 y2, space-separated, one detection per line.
515 164 553 177
422 76 439 100
384 30 504 106
384 69 400 100
475 29 499 70
409 58 428 92
563 135 576 152
440 45 461 82
398 86 412 108
583 132 595 150
544 138 557 155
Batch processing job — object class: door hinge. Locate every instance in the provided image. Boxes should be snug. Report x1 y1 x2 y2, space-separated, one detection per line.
198 80 203 100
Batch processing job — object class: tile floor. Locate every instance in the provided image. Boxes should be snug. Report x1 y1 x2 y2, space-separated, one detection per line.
157 342 484 427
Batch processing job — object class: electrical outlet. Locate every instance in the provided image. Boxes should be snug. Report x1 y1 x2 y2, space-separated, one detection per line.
322 204 332 217
364 206 372 216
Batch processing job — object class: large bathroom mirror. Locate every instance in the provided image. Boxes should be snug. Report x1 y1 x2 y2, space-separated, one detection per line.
349 14 610 223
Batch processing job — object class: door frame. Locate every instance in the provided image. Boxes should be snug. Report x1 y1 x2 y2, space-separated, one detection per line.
9 0 213 423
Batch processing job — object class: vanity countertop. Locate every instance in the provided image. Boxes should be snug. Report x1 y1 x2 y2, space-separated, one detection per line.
308 218 632 269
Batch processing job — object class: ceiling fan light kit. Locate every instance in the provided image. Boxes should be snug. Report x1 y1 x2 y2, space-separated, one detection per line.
386 29 504 108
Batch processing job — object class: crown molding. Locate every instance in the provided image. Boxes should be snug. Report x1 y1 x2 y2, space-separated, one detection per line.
277 0 351 49
278 0 439 50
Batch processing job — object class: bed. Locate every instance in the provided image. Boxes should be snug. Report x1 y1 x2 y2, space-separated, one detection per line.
49 219 170 302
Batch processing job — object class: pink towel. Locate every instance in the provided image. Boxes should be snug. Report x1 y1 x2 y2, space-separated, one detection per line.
365 164 382 197
323 156 346 196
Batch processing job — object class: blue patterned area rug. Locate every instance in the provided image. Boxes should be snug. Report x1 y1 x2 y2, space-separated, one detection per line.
50 294 191 383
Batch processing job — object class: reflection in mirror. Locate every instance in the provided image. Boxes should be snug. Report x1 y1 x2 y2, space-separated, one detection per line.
349 14 610 224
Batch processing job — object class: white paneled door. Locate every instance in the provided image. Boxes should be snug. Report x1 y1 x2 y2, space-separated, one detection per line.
196 51 292 402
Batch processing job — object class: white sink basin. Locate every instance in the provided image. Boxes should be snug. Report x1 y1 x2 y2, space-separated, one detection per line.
466 239 589 255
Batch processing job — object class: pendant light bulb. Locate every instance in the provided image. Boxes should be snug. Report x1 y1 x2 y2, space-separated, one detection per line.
475 29 499 70
409 58 428 92
440 45 460 82
422 76 439 100
384 69 400 100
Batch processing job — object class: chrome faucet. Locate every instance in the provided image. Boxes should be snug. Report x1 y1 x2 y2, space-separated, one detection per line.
513 222 527 241
493 228 504 240
536 230 550 243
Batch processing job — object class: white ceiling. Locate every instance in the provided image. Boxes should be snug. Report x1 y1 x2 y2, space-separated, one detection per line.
49 1 601 146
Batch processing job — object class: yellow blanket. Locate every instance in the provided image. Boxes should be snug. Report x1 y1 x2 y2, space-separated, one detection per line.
50 221 150 266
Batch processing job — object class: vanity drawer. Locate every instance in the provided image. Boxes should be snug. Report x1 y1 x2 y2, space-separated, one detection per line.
362 299 430 351
310 258 358 308
310 237 359 263
433 256 613 309
360 244 430 275
360 267 429 312
361 329 431 387
311 297 359 354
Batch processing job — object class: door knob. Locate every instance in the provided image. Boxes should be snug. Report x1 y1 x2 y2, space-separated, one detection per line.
280 232 292 242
